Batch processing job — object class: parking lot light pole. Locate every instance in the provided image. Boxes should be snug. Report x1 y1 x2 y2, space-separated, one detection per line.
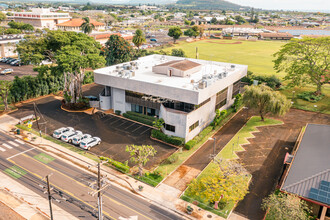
208 137 216 158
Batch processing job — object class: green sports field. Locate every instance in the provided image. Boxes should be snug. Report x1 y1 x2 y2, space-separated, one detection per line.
164 39 286 77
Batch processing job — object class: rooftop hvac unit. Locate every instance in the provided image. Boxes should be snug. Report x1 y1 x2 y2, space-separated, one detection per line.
223 71 228 77
198 81 207 89
116 66 121 70
131 71 135 77
231 65 235 70
218 73 223 79
214 70 217 75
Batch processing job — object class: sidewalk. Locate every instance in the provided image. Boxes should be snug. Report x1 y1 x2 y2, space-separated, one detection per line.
0 171 77 220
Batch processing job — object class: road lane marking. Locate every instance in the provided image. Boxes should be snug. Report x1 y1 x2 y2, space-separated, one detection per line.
6 148 35 160
21 153 152 220
7 158 116 220
0 147 5 152
15 139 25 145
8 141 19 147
3 143 13 149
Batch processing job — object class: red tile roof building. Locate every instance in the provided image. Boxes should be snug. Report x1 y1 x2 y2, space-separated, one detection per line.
56 18 105 32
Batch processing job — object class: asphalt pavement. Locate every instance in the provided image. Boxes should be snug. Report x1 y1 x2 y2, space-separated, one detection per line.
0 131 184 220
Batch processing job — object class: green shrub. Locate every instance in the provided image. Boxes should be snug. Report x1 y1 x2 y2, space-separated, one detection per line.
125 111 157 121
297 91 324 103
232 93 242 112
151 129 184 146
115 110 121 115
241 71 281 89
99 156 130 173
123 113 154 126
163 154 179 164
137 171 163 186
185 139 196 150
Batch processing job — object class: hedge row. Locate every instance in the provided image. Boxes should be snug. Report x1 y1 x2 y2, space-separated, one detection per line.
151 129 185 146
99 156 130 173
123 113 154 126
125 111 157 121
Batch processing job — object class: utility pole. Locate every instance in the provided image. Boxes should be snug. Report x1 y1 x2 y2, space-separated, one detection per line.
97 163 103 220
33 102 41 137
46 175 54 220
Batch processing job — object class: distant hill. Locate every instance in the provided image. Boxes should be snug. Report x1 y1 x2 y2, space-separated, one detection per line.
175 0 247 10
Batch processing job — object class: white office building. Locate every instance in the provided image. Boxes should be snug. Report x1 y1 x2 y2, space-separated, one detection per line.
94 55 247 142
10 8 71 29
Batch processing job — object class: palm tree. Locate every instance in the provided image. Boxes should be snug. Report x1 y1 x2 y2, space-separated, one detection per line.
81 17 95 34
132 29 146 50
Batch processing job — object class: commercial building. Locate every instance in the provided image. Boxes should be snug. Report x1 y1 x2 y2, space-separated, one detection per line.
281 124 330 220
56 18 105 32
94 55 247 142
10 8 71 29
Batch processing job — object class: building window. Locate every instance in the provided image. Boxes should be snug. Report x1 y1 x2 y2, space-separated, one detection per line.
189 121 199 132
164 124 175 132
195 98 210 109
215 99 227 110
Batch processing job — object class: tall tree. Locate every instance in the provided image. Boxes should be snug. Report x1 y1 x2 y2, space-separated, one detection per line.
185 159 249 204
16 31 105 103
81 17 95 34
104 34 134 66
243 84 291 121
0 81 12 111
262 192 310 220
126 145 157 176
168 27 183 43
0 12 6 22
273 37 330 95
198 25 205 38
132 29 146 50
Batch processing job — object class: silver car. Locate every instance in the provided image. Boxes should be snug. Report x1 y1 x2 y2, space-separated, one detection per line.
53 127 74 139
61 130 82 143
72 134 91 145
79 137 101 150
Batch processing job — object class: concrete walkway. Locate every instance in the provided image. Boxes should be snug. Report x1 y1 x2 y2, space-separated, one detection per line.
0 171 76 220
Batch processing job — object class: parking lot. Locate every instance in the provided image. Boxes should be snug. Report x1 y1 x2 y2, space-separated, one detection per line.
9 85 176 168
0 62 37 81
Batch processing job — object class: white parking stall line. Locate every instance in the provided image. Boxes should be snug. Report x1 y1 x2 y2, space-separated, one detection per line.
109 118 121 124
3 143 13 149
139 128 151 135
15 139 25 145
118 121 129 127
131 126 143 133
125 123 136 130
0 147 5 152
8 141 19 147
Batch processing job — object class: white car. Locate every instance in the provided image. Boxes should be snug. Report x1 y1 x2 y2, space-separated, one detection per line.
79 137 101 150
72 134 91 145
61 130 82 143
52 127 74 139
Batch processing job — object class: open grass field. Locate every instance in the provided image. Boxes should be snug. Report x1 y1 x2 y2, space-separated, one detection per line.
160 38 330 114
163 39 286 77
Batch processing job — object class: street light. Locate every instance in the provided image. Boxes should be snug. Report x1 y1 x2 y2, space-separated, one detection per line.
208 137 216 158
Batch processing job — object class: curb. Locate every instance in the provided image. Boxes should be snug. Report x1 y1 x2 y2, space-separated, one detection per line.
60 104 93 113
150 135 181 149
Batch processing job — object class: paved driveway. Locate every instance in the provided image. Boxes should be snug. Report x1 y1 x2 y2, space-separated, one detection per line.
9 86 176 168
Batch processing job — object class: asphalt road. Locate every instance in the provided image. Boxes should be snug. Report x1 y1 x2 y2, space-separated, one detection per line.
0 131 184 220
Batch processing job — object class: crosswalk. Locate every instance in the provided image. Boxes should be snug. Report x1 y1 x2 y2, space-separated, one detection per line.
0 139 24 153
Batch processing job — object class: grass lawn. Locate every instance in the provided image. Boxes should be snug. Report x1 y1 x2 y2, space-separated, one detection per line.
280 84 330 114
162 39 286 77
181 116 283 218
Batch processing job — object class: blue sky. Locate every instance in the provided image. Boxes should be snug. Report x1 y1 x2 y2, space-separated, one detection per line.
228 0 329 11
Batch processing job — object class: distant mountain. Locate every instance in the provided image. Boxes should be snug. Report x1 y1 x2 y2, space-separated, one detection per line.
128 0 177 4
175 0 247 10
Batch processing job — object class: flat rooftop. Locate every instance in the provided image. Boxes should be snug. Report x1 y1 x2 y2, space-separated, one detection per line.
94 54 247 92
282 124 330 204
